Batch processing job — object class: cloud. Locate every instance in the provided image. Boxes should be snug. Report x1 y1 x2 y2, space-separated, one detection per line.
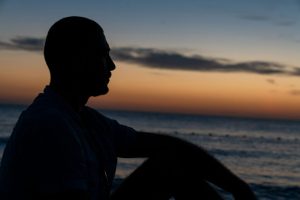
290 67 300 76
275 20 296 26
111 47 299 76
238 14 296 27
1 37 300 77
0 37 44 52
290 90 300 96
266 79 276 84
239 14 270 21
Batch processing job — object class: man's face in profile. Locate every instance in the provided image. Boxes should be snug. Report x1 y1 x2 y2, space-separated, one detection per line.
44 17 116 97
81 32 116 97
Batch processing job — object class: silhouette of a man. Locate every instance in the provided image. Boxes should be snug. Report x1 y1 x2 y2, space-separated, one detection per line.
0 16 256 200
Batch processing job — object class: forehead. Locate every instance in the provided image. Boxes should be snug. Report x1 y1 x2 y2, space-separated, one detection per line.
94 31 110 51
89 29 110 51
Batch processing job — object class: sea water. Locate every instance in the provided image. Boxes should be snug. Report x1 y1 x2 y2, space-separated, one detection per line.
0 104 299 199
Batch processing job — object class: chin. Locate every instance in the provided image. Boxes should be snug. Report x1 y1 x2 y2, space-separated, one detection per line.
91 87 109 97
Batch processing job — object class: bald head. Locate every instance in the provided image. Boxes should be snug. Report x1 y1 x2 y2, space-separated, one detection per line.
44 16 115 96
44 16 104 73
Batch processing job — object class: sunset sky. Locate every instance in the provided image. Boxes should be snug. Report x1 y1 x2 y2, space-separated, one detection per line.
1 0 300 120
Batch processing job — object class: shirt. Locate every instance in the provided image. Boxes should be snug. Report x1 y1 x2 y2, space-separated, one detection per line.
0 86 137 200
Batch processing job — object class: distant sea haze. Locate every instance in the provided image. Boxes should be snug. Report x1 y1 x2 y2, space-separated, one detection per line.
0 104 300 199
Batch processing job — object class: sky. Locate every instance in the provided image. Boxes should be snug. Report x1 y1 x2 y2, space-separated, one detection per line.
1 0 300 120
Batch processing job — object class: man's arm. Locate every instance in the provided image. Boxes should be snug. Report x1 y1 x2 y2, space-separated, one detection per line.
118 131 256 200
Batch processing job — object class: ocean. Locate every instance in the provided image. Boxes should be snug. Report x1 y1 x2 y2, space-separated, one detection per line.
0 104 299 199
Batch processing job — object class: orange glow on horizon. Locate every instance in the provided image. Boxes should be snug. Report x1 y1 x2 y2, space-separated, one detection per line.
2 52 300 120
0 51 49 103
89 62 300 120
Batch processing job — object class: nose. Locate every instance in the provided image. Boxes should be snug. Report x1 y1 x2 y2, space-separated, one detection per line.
108 55 116 71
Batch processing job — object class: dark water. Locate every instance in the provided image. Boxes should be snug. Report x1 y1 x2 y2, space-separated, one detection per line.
0 104 299 199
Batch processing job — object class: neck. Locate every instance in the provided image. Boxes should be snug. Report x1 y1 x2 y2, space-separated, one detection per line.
49 83 89 112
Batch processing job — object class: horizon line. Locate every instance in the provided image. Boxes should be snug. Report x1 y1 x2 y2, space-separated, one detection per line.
1 102 300 122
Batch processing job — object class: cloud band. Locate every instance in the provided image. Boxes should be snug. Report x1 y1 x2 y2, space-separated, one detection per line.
1 36 299 76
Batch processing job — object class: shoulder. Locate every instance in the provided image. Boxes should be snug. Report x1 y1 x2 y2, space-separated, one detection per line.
84 107 137 134
84 107 118 127
19 104 68 130
85 108 139 149
19 88 76 129
12 100 78 144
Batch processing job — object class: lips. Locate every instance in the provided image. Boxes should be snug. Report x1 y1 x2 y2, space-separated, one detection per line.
106 73 111 83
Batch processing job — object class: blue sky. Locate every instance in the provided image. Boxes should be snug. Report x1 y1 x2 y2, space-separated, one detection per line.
1 0 300 64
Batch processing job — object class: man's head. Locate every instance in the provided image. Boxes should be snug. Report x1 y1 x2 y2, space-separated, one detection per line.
44 16 115 96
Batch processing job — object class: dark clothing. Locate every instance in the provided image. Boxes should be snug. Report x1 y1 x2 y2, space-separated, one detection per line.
0 87 253 200
0 86 137 200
